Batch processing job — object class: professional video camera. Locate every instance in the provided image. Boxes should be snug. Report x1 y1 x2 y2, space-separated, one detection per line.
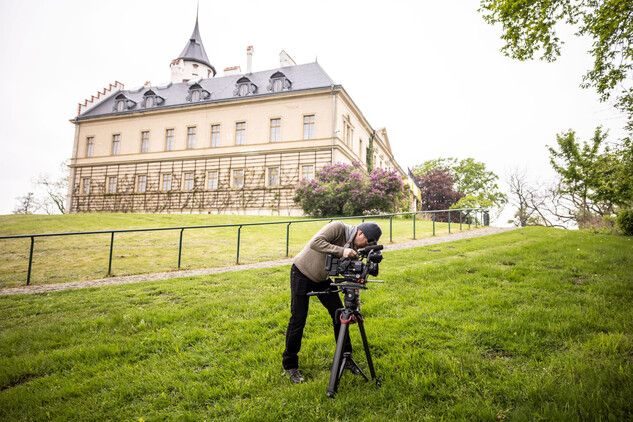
324 243 383 282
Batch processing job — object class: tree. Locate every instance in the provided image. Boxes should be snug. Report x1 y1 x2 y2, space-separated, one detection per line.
506 168 549 227
416 168 464 221
294 162 407 217
13 192 37 214
34 169 68 214
479 0 633 132
411 157 506 209
547 127 633 227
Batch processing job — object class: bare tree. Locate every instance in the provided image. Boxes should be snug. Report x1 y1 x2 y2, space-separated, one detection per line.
13 192 37 214
32 160 69 214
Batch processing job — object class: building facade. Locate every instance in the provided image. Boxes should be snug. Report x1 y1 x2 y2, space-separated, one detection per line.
67 18 416 215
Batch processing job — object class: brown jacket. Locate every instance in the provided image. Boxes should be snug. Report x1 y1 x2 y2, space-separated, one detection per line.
293 221 350 282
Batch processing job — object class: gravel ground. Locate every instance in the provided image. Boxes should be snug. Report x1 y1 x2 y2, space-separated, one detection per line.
0 226 517 296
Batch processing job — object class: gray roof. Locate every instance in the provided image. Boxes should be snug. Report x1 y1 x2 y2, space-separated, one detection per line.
76 62 337 120
177 18 215 75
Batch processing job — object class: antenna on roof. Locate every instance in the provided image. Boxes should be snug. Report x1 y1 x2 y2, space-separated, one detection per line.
196 1 199 22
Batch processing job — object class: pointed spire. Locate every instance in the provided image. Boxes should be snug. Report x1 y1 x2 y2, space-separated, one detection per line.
176 12 216 76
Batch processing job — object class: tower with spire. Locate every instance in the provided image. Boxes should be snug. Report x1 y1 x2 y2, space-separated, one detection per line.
170 12 216 83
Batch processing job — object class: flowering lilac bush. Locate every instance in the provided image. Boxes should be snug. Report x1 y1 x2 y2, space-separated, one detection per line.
294 162 407 217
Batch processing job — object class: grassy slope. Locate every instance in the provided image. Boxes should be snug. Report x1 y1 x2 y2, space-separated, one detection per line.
0 227 631 421
0 214 455 288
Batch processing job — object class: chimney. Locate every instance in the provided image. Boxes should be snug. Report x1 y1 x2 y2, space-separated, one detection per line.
279 50 296 67
246 45 254 74
224 66 242 76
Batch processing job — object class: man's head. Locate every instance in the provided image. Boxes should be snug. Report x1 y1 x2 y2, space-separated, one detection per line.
354 222 382 249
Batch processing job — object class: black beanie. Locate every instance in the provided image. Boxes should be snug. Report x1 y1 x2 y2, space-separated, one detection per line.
358 222 382 243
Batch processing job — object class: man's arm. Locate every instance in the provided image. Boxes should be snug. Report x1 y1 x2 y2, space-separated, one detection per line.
309 222 358 258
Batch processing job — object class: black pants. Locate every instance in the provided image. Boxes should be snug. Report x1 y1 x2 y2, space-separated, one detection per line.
282 264 352 370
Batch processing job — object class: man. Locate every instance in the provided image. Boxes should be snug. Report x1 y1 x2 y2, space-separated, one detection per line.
282 221 383 383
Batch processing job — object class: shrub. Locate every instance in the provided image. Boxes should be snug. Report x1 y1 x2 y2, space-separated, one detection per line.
294 162 407 217
617 209 633 235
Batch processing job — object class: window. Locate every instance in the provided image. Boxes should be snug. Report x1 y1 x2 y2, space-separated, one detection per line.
112 135 120 155
235 77 257 97
211 124 220 147
162 174 172 191
86 137 94 157
303 115 315 139
141 131 149 153
301 164 314 181
142 90 163 108
165 129 174 151
268 71 291 93
82 178 91 194
187 83 210 102
268 167 280 187
235 122 246 145
233 169 244 189
108 176 117 193
270 118 281 143
113 93 135 112
187 126 196 149
137 175 147 193
207 170 218 189
183 173 194 191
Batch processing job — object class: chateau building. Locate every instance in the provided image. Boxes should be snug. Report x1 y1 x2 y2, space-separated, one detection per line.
67 17 416 215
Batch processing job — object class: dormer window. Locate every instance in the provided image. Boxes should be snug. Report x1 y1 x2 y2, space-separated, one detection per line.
113 94 136 112
234 77 257 97
186 83 210 102
142 90 164 109
268 71 291 93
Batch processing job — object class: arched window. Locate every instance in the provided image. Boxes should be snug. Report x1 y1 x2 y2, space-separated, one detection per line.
267 71 291 93
142 90 164 108
234 77 257 97
113 94 136 112
186 83 211 102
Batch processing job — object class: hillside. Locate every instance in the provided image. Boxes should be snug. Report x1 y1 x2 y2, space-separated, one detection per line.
0 227 631 420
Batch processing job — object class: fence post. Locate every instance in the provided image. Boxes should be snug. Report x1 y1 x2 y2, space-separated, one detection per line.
26 236 34 286
433 212 436 236
413 213 416 240
178 228 184 268
236 226 242 264
448 211 451 233
286 223 291 257
460 212 463 230
389 215 393 243
108 232 114 275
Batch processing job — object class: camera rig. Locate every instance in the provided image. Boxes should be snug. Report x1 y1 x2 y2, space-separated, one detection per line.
308 243 384 397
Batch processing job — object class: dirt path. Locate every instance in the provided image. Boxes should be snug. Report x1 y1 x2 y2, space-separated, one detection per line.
0 226 517 296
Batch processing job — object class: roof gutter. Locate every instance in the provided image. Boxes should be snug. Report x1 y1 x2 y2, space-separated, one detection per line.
331 84 336 165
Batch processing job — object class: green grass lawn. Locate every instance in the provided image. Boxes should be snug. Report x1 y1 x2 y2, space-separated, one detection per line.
1 227 631 421
0 213 462 288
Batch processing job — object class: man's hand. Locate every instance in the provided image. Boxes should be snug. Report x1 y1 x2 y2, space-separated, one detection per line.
343 248 358 259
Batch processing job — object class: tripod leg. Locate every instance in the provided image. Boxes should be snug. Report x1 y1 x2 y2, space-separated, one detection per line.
357 319 379 384
327 319 349 398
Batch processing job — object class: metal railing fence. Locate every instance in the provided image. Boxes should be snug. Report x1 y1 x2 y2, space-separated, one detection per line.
0 208 487 286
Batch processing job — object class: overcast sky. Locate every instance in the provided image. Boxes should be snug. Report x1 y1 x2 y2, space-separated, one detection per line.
0 0 627 217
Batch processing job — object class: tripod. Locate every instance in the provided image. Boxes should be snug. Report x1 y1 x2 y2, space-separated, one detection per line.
309 280 381 398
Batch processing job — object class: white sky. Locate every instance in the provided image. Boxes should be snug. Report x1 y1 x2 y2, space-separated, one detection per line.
0 0 628 217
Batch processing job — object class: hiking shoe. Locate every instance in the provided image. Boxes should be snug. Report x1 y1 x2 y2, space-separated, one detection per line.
344 360 362 375
284 368 305 384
